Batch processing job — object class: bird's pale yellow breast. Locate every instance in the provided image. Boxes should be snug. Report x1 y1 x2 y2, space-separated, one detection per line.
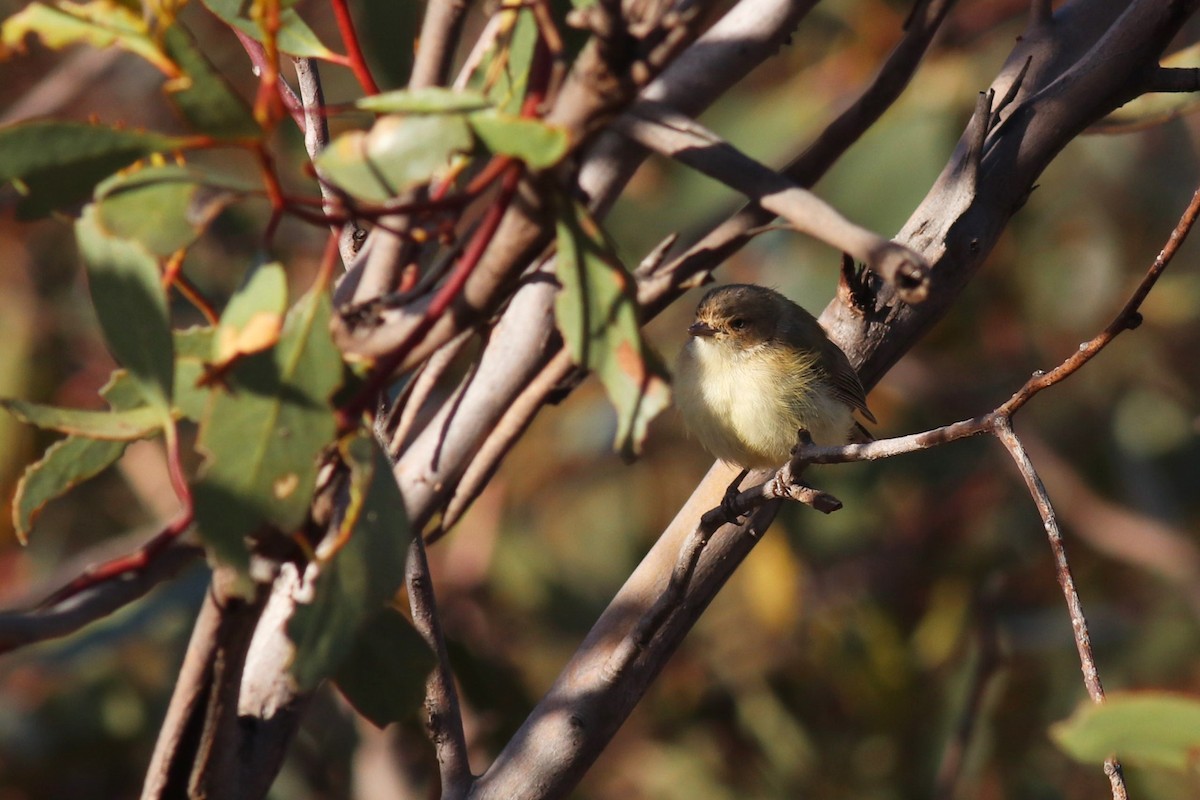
676 335 854 469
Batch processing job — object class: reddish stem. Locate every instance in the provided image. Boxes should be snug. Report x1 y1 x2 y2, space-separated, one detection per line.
331 0 380 95
336 160 525 427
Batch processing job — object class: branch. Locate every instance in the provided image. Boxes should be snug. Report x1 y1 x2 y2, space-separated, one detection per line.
409 0 472 90
0 543 202 654
613 102 930 301
636 0 956 310
1143 65 1200 93
334 0 713 369
406 535 472 796
294 57 362 266
992 419 1126 799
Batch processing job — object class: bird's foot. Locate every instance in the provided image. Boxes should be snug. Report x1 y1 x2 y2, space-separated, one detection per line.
720 469 749 523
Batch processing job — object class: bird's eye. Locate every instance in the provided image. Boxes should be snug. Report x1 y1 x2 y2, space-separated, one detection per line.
729 318 746 331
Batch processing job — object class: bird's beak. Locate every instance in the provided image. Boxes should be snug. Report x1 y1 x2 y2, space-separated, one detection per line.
688 320 717 337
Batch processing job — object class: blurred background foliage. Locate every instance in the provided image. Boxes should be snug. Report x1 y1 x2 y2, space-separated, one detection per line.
1 0 1199 798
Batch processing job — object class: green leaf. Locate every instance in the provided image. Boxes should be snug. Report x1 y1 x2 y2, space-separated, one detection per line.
357 88 492 115
192 283 342 579
76 206 175 417
1052 692 1200 772
467 8 538 114
555 199 671 459
316 115 473 203
173 326 215 422
1 1 176 75
12 435 128 543
7 362 162 544
0 121 188 218
213 262 288 366
200 0 339 60
333 606 435 728
468 110 569 169
162 23 260 138
0 399 166 439
98 328 216 423
288 432 412 691
94 165 248 257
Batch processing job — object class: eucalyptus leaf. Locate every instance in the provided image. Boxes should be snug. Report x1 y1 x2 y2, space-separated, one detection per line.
200 0 339 60
12 436 128 543
76 206 175 418
288 433 412 691
357 88 492 115
0 121 187 218
316 115 473 203
1 1 175 74
1052 692 1200 772
0 400 166 440
334 606 435 728
192 283 342 580
554 199 671 459
95 165 248 257
468 110 568 169
162 23 260 138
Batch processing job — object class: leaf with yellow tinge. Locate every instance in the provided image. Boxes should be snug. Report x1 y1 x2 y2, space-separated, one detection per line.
200 0 339 60
1 1 176 75
7 364 165 543
317 114 473 203
555 198 671 459
288 432 412 691
213 263 287 367
192 282 342 582
12 436 127 543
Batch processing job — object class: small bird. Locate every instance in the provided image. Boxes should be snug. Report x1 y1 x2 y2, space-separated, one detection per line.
674 284 875 470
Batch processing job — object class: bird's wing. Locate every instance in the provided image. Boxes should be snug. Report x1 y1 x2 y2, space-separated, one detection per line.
825 345 877 424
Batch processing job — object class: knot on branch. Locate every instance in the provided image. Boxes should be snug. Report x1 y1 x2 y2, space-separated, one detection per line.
867 242 931 305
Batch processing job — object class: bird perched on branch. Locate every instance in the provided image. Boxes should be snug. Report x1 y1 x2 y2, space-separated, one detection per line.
674 284 875 470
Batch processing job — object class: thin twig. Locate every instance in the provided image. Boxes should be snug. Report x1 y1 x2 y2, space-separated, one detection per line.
992 419 1126 799
294 57 362 266
406 534 473 797
232 28 305 129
